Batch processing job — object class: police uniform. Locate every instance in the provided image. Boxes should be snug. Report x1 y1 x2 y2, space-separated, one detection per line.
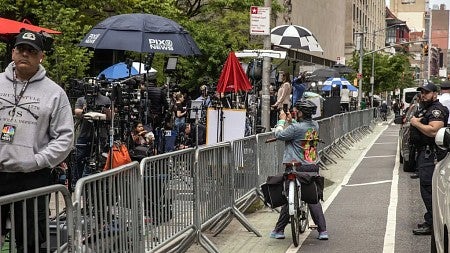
410 93 448 234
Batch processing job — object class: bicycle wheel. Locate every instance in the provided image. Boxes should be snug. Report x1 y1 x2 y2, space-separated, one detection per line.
299 201 309 233
290 181 300 247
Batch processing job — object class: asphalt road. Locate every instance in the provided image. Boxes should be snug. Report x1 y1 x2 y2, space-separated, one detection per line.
186 119 432 253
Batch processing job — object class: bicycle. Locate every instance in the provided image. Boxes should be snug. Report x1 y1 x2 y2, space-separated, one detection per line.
284 163 309 247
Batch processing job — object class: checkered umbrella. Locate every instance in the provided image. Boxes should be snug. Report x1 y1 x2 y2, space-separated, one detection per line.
322 77 358 91
271 25 323 52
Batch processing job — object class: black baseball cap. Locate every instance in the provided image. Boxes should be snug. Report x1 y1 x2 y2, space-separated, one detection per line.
14 30 44 51
440 81 450 90
417 82 437 92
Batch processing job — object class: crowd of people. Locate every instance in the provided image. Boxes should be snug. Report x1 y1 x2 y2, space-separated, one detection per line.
6 29 450 250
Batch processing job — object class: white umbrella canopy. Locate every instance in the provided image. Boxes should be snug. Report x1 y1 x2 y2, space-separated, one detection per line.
271 25 323 52
132 62 157 74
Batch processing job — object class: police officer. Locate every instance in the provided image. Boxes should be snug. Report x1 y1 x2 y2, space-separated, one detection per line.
409 82 449 235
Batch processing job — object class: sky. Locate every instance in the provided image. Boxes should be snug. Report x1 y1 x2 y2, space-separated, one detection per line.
386 0 449 9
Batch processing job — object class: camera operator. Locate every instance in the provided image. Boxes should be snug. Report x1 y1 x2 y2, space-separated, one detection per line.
73 83 111 189
140 77 168 129
176 122 206 149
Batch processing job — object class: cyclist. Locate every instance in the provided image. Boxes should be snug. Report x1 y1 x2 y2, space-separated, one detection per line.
270 99 328 240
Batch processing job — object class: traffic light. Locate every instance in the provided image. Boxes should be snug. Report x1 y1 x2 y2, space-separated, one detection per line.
422 43 429 56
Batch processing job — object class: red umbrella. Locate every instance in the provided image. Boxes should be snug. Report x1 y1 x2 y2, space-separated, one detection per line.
0 17 61 40
216 51 252 93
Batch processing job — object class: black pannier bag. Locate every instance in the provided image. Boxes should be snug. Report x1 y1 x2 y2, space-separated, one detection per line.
261 174 287 208
298 173 324 204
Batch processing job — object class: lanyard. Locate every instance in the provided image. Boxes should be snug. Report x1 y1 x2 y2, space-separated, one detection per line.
9 72 30 121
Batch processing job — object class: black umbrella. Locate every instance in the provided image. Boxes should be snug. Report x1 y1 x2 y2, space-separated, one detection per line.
309 68 340 82
79 13 201 55
333 63 355 74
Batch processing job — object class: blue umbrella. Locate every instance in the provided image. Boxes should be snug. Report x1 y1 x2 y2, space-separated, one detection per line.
98 62 139 80
322 77 358 91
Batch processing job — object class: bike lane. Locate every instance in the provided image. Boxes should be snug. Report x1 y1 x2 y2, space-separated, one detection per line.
296 123 429 253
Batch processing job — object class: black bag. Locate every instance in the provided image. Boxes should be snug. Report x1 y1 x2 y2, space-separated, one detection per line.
297 173 324 204
261 174 287 208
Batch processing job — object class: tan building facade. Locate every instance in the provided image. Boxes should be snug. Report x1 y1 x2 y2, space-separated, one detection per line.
275 0 386 69
390 0 427 32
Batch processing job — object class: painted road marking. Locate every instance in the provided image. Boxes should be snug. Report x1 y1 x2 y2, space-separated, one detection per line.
344 180 392 187
383 139 400 252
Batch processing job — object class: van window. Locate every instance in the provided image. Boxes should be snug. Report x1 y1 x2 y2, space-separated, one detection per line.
402 88 419 109
405 91 418 104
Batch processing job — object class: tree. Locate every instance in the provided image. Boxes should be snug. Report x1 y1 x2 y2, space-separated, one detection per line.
348 50 415 95
0 0 277 92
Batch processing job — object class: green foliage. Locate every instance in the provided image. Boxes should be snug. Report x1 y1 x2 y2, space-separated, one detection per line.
0 0 278 91
348 50 415 95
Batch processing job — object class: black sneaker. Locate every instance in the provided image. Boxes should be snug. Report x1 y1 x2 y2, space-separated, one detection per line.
410 173 419 179
413 225 432 235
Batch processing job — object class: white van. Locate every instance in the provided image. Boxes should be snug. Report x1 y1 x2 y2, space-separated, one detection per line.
402 87 419 111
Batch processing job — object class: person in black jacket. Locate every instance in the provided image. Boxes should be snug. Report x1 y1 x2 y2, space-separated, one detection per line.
140 79 169 129
409 82 449 235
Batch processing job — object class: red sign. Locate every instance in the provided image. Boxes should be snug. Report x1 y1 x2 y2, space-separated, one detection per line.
357 73 362 79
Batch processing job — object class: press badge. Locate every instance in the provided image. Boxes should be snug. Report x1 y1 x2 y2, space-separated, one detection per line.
1 123 16 143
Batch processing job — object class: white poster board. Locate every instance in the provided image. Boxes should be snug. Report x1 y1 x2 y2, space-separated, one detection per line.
206 108 247 145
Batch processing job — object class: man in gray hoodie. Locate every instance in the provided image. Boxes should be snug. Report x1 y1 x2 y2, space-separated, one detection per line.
0 30 74 252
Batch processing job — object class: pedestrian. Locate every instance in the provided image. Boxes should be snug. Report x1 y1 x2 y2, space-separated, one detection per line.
292 72 306 106
271 71 292 112
340 84 350 112
409 82 449 235
392 98 402 115
438 80 450 124
174 92 187 133
270 99 328 240
130 120 155 160
0 30 74 252
380 101 388 121
73 83 111 186
140 78 169 129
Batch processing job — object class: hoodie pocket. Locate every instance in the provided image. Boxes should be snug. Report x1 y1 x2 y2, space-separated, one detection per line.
1 145 38 172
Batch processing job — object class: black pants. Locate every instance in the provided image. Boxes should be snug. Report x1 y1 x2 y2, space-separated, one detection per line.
417 150 436 226
0 168 51 252
274 202 327 233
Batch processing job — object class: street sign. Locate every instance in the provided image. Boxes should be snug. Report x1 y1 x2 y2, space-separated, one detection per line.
250 6 271 35
336 56 345 65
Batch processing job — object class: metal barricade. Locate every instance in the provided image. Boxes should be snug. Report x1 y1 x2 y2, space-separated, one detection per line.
140 148 196 252
255 132 284 187
0 185 73 253
72 161 143 253
231 136 258 203
193 143 260 253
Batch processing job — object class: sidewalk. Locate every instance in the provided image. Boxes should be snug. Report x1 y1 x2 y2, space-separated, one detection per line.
186 117 393 253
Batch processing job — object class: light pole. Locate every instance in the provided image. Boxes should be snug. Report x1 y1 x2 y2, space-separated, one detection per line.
261 0 272 132
356 31 364 107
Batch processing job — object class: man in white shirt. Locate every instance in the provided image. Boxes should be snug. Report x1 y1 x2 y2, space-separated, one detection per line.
439 81 450 124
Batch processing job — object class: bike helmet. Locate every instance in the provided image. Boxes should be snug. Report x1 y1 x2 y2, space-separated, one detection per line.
295 99 317 118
